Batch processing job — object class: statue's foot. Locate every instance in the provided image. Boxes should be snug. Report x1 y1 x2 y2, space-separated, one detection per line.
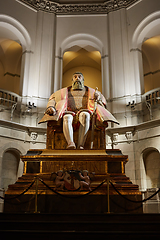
78 146 84 150
67 142 76 150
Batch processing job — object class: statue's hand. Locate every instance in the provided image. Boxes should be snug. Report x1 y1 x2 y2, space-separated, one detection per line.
94 91 100 101
45 107 56 116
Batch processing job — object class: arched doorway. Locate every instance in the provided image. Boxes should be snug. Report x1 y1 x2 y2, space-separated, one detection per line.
62 46 102 91
132 12 160 95
0 14 31 97
0 38 22 94
54 33 106 94
143 148 160 189
1 149 21 190
142 35 160 93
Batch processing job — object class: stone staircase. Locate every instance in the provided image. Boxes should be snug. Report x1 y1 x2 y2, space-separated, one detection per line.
0 213 160 239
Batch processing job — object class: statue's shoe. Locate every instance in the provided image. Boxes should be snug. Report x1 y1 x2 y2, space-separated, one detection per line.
66 142 76 149
78 146 84 150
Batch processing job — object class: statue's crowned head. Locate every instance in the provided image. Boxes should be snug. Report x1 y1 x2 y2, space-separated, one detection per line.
72 72 84 90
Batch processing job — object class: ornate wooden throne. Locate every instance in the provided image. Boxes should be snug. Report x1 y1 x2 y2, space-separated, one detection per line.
46 119 105 150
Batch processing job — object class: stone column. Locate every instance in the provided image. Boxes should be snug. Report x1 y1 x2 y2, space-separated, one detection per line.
108 8 141 125
20 50 33 97
54 54 63 92
23 11 56 108
130 48 144 95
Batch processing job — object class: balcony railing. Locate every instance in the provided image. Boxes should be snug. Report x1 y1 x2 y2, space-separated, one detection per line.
0 89 20 107
143 88 160 106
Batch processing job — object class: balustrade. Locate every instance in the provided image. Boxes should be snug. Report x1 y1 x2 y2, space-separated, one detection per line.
144 88 160 106
0 89 20 107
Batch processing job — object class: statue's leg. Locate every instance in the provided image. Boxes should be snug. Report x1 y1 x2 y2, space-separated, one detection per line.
63 114 76 149
78 111 90 149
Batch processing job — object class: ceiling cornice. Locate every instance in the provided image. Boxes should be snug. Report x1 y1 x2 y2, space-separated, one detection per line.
18 0 140 15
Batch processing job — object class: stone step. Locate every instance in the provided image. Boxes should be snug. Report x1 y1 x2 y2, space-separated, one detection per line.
0 213 160 239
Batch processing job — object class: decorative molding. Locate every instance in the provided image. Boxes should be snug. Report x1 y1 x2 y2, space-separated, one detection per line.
144 69 160 77
4 72 20 78
112 133 119 145
125 131 133 144
22 50 34 55
44 133 47 141
101 54 109 59
30 132 38 142
0 119 46 134
18 0 139 15
55 55 63 60
130 48 142 53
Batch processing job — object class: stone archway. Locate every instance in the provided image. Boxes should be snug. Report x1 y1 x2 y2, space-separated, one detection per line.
131 11 160 95
62 47 102 92
0 142 26 189
0 39 22 95
1 148 21 190
143 147 160 189
0 14 31 96
53 33 106 95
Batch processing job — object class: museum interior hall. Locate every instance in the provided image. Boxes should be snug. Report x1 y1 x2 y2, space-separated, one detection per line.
0 0 160 238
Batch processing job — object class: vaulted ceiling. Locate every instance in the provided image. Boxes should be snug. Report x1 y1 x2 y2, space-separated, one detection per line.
0 39 22 74
63 47 101 74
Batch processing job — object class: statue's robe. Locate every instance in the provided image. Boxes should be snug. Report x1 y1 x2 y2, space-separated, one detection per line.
38 86 119 125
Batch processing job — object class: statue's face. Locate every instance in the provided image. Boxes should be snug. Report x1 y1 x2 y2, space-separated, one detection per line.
58 171 63 177
83 171 88 176
72 73 84 90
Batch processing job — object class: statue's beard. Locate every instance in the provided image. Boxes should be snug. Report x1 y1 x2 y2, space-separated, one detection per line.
72 80 84 90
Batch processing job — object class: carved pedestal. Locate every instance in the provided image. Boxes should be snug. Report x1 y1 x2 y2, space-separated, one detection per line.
4 149 142 213
4 120 142 213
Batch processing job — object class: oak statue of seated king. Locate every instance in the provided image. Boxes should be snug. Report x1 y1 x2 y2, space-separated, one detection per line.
39 72 119 149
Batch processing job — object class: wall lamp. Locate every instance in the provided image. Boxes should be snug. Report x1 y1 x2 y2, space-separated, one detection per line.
28 102 36 109
126 100 136 109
